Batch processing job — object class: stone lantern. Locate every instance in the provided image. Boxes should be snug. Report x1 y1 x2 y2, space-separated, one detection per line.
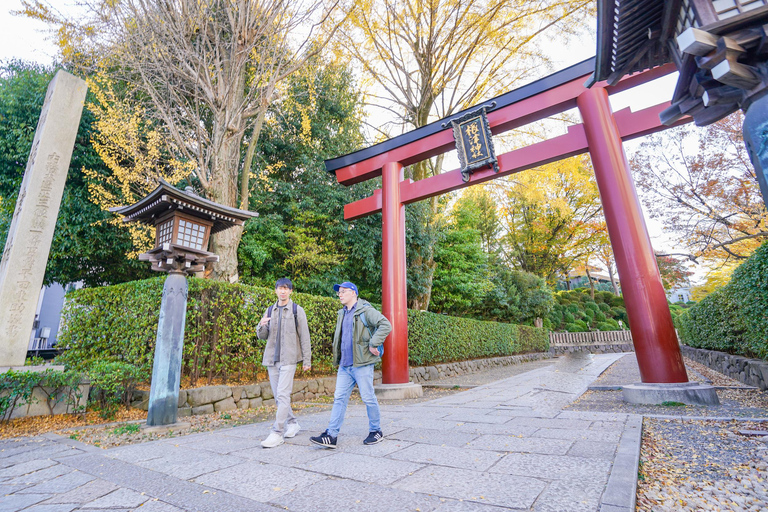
110 180 257 427
590 0 768 207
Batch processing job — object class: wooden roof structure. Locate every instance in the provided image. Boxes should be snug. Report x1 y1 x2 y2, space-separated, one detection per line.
109 179 257 234
591 0 768 126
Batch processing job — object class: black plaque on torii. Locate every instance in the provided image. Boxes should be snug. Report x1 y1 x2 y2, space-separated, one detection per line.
444 102 499 182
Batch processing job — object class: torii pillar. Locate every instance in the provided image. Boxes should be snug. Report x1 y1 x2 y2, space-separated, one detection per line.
375 162 423 399
577 87 717 404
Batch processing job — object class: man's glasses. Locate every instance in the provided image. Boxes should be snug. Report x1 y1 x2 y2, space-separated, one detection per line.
336 289 352 296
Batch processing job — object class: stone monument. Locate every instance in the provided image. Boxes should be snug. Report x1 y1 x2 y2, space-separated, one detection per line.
0 70 88 368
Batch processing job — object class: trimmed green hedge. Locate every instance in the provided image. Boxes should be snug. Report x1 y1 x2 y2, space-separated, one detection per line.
678 241 768 359
407 310 548 366
59 277 547 384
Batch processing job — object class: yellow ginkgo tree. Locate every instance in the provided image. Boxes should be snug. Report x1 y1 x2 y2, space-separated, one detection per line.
21 0 348 281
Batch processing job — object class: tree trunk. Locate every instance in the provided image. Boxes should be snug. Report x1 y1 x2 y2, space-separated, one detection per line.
585 265 595 300
208 115 246 281
608 264 620 295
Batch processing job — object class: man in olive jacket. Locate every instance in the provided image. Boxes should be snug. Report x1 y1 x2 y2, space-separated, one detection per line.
257 278 311 448
310 281 391 449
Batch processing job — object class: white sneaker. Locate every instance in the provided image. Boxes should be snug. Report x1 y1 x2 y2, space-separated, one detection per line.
284 422 301 438
261 432 284 448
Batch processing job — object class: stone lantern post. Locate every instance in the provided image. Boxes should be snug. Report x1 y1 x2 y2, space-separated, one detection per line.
110 180 257 427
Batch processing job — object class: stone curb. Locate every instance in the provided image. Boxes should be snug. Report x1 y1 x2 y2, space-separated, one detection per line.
40 431 104 454
600 414 643 512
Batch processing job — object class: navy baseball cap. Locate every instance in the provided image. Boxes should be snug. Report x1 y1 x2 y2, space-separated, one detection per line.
333 282 359 295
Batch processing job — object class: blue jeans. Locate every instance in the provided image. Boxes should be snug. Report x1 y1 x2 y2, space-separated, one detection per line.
327 364 380 437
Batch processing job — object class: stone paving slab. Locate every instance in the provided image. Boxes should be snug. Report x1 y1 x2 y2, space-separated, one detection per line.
0 493 50 512
2 464 71 486
57 453 274 512
13 470 95 495
387 427 480 447
167 432 262 454
235 439 338 465
22 504 78 512
490 452 612 483
81 487 149 508
133 447 245 480
430 500 518 511
130 500 185 512
393 465 546 509
531 426 622 443
42 478 117 504
535 477 607 512
567 440 618 459
387 442 504 471
270 477 442 512
466 434 573 455
1 353 645 512
0 458 58 480
192 461 326 502
298 451 424 484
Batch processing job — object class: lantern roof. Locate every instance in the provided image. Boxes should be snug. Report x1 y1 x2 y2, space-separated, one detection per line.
590 0 676 87
109 180 257 234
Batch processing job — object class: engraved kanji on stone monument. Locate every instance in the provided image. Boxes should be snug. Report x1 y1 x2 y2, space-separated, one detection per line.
0 70 87 367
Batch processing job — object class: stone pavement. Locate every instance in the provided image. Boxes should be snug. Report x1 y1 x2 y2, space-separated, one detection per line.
1 353 642 512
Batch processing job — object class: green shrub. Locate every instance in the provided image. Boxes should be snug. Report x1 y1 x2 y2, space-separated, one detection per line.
563 312 575 324
596 322 617 331
585 302 600 312
610 307 627 323
0 369 84 421
0 370 40 421
60 277 548 382
679 241 768 359
609 295 625 308
88 361 148 420
583 308 595 320
598 302 611 312
575 319 588 330
564 322 586 332
594 311 607 323
566 303 580 314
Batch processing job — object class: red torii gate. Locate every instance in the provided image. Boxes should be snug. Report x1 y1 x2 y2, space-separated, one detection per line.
325 58 689 387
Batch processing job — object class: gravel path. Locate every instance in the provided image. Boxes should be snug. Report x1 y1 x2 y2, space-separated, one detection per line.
570 352 768 511
638 418 768 512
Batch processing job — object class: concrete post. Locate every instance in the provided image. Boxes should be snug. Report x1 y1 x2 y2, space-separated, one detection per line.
146 272 188 426
0 71 87 367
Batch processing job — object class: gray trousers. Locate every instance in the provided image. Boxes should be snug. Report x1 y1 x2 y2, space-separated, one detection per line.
267 364 297 434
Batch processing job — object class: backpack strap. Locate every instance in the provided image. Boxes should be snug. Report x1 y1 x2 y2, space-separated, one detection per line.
267 303 299 334
359 311 383 355
359 311 375 337
267 302 298 338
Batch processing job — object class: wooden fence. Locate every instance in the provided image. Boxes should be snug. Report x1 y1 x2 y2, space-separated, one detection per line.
549 330 633 346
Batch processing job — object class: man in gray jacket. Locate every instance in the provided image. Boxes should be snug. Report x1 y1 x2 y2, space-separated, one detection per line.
257 278 311 448
310 281 391 448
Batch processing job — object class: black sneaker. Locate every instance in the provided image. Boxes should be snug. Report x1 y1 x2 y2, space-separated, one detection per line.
363 430 384 445
310 430 337 449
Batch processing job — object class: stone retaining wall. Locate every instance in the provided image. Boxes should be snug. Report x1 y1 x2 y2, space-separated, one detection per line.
549 343 634 355
407 353 551 383
131 352 551 416
681 345 768 390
